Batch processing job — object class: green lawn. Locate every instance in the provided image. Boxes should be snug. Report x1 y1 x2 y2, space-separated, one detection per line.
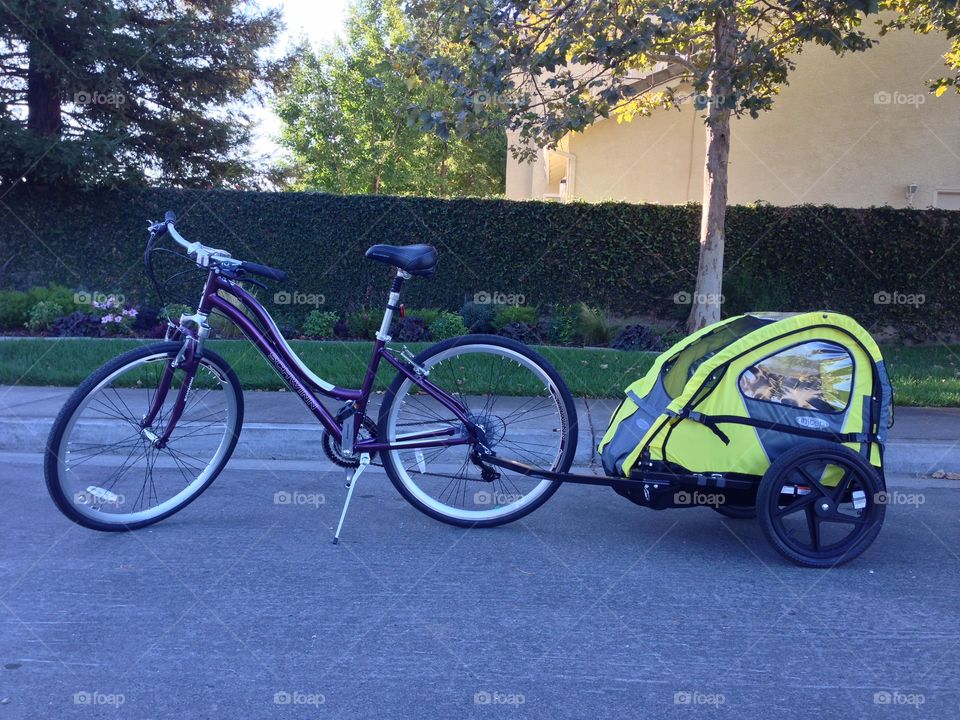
0 337 958 406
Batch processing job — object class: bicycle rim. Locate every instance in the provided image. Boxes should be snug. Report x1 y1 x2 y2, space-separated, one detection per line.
383 343 570 522
54 351 239 526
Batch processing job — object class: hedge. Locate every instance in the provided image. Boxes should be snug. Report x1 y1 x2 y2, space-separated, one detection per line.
0 187 956 336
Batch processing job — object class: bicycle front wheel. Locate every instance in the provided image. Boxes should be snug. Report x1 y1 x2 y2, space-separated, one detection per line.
44 342 243 531
379 335 578 527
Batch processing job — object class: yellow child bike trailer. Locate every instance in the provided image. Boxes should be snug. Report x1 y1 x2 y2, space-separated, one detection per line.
475 311 892 568
597 312 893 567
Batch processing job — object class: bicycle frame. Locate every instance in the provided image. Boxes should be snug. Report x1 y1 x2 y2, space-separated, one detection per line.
151 269 477 455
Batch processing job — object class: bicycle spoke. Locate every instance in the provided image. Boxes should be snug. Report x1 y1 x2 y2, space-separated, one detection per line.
384 342 570 521
53 349 238 526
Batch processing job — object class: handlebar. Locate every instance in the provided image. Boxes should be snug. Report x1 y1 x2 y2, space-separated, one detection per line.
147 210 287 283
166 223 189 250
237 261 288 282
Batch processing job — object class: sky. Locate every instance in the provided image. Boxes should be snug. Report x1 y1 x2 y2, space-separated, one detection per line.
251 0 352 165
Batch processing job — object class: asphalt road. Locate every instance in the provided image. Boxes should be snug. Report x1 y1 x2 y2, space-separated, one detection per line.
1 452 958 719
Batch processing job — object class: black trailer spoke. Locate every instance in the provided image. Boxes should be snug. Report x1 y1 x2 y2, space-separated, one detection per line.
805 505 821 551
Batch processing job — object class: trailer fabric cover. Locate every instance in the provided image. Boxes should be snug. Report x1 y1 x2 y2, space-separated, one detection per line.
598 312 891 478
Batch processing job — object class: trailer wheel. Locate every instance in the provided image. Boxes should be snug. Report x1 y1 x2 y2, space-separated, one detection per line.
757 441 885 568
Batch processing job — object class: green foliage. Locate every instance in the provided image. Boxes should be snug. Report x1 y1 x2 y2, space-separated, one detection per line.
28 284 77 310
0 289 32 328
577 304 620 347
1 188 959 339
659 328 689 350
346 307 382 339
460 301 494 332
403 0 929 329
404 1 878 155
406 308 442 326
25 300 65 332
429 311 467 339
0 1 280 188
492 304 538 331
1 284 79 328
160 304 192 323
546 304 579 346
722 268 794 316
882 3 960 97
208 292 251 339
303 310 340 339
273 0 505 197
396 316 431 341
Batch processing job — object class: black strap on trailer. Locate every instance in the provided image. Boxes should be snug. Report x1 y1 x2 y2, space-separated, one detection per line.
677 410 876 446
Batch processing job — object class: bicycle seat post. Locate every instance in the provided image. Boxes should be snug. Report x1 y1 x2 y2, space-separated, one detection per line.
375 269 411 343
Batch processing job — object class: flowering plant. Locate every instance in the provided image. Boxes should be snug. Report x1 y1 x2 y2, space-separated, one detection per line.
92 295 138 335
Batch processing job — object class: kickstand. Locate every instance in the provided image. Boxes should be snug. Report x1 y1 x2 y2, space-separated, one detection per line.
333 453 370 545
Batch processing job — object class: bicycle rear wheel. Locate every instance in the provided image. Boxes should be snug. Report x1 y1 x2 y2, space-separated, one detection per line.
44 342 243 531
378 335 577 527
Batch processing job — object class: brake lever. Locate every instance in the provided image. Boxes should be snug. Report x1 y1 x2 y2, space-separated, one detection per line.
218 262 269 292
237 274 268 292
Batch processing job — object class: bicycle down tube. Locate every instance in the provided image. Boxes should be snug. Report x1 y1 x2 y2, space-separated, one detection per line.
162 270 476 454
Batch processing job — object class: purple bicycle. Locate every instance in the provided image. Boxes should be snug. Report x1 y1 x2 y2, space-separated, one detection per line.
44 211 578 540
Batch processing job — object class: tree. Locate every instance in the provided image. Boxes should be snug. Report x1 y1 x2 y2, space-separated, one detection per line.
883 0 960 95
274 0 506 197
403 0 898 329
0 0 281 189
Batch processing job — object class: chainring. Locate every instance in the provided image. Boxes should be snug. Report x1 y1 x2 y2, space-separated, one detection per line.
321 416 378 468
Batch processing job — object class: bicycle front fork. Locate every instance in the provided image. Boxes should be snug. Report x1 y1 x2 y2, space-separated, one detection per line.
140 336 202 448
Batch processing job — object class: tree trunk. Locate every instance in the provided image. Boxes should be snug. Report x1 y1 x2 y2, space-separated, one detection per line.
26 42 62 137
687 6 736 332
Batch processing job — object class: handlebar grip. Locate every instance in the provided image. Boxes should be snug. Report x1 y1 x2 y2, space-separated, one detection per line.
239 261 288 282
164 210 176 224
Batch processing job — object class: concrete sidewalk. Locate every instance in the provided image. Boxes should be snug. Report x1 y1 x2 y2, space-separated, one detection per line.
1 384 959 480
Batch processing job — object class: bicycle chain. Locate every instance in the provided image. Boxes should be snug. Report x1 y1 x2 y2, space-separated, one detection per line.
321 416 378 468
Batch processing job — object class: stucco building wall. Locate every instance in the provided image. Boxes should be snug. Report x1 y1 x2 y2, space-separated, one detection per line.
506 30 960 209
